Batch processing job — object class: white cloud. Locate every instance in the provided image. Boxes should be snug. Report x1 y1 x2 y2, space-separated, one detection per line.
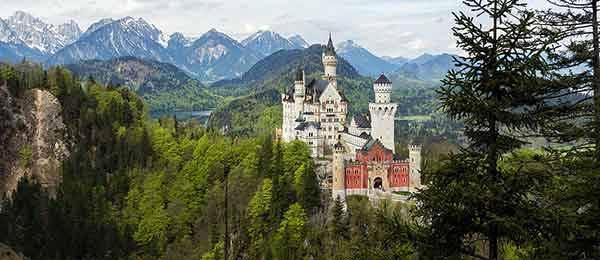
0 0 557 57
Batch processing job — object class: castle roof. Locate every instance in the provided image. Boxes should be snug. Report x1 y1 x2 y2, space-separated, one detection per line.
352 114 371 129
285 77 346 103
374 74 392 84
305 78 329 100
359 132 371 139
324 33 336 56
361 138 391 153
295 121 321 131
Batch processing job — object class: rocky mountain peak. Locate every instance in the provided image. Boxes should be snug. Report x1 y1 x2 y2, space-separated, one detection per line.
241 30 302 57
3 11 82 54
288 35 309 48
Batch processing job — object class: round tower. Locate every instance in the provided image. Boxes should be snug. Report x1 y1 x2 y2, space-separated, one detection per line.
322 33 337 82
374 74 392 104
369 74 398 152
332 141 346 202
408 144 422 191
294 66 305 114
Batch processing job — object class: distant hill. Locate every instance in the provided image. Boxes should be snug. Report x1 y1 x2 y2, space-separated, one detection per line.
392 53 456 82
211 44 361 95
382 56 409 66
64 56 222 111
336 40 398 76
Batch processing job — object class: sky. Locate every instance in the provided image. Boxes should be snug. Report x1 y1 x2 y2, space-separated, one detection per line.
0 0 555 58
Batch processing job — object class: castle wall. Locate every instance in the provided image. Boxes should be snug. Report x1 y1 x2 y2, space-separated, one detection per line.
388 162 410 188
369 103 397 152
344 164 368 189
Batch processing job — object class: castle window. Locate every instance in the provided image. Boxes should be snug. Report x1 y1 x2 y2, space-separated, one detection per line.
309 132 313 137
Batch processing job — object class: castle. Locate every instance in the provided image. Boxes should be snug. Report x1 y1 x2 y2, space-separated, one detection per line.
281 35 422 202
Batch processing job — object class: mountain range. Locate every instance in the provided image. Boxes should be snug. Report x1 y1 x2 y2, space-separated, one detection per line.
0 11 308 81
64 56 221 111
335 39 457 81
0 11 456 87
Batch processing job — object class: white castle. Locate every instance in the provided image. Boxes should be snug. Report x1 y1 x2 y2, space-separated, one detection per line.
281 34 398 158
281 35 423 200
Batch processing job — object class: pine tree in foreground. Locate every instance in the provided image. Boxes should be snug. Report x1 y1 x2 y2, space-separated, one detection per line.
414 0 562 259
537 0 600 256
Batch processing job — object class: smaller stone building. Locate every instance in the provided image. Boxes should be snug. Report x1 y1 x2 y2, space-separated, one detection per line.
332 139 422 202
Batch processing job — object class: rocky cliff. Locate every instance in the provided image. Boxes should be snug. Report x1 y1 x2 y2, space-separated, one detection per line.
0 243 24 260
0 85 69 196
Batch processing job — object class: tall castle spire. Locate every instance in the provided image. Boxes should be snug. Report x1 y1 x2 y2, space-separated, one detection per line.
325 32 336 56
322 33 337 81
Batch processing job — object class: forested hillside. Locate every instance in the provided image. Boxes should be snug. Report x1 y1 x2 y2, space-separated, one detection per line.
65 57 222 111
0 63 417 259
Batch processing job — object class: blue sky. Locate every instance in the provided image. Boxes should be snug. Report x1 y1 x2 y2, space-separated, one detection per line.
0 0 554 58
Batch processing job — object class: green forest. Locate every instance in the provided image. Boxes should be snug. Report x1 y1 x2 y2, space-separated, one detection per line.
2 0 600 259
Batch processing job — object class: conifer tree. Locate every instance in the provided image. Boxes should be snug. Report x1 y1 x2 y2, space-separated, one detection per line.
537 1 600 256
329 196 349 240
414 0 560 258
300 162 320 213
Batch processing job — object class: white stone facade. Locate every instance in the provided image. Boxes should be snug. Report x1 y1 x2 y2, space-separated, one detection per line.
281 35 347 157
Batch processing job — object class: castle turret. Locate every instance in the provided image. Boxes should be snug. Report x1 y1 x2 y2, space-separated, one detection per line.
322 33 337 83
332 141 346 202
408 144 422 191
294 66 305 113
369 74 397 152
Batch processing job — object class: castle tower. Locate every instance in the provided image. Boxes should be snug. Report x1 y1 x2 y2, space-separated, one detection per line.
408 144 422 191
332 141 346 202
322 33 337 84
294 66 305 114
369 74 397 152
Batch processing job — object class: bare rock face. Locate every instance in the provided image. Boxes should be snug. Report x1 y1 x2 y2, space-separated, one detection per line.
0 243 25 260
0 85 70 196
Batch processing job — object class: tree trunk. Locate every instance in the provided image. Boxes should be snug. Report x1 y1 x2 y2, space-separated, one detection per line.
593 0 600 159
488 1 500 259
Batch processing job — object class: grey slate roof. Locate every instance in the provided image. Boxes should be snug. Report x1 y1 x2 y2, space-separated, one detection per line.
360 138 390 153
374 74 392 84
295 121 321 131
359 132 371 139
353 114 371 128
305 78 329 101
325 33 336 56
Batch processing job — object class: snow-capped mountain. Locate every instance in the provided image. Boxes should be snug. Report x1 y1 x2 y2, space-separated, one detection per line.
0 18 23 45
241 30 304 57
336 40 398 76
176 28 261 81
4 11 81 54
288 35 309 48
80 18 114 38
47 16 173 65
